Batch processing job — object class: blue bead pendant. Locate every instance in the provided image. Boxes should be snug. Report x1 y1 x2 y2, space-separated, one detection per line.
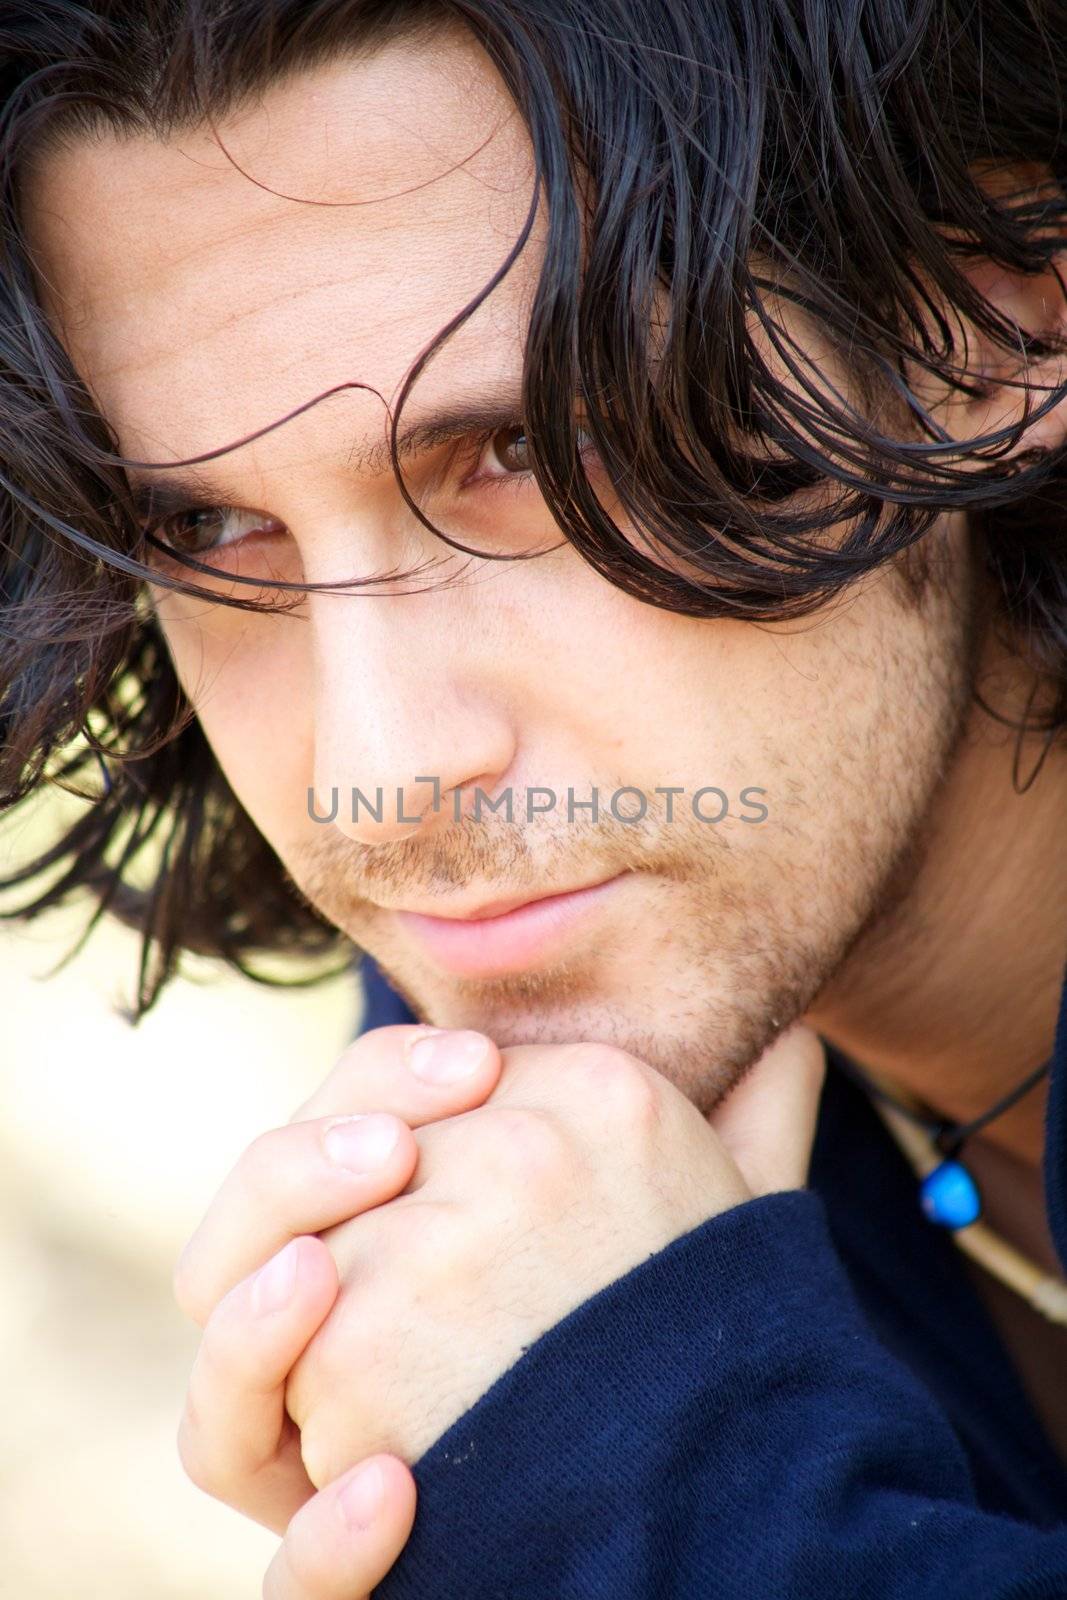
920 1160 982 1229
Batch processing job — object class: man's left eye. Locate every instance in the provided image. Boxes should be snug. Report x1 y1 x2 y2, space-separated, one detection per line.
474 425 597 481
480 426 532 476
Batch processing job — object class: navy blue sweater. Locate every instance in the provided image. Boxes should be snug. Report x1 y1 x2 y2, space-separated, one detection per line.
355 952 1067 1597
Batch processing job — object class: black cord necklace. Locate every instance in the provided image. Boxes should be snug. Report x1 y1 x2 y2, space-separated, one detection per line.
831 1052 1053 1229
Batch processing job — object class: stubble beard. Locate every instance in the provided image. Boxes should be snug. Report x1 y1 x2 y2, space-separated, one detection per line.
291 520 984 1119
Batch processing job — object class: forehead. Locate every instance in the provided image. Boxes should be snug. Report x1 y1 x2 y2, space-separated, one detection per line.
24 29 539 471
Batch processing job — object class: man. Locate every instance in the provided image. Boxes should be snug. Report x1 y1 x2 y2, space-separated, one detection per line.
2 0 1067 1595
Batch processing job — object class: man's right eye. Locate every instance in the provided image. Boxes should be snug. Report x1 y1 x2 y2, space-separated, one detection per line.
149 506 285 557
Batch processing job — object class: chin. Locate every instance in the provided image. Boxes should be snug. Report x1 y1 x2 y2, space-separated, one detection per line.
373 957 772 1117
363 895 822 1110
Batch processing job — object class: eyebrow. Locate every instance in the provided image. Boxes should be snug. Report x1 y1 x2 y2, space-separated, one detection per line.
125 393 530 523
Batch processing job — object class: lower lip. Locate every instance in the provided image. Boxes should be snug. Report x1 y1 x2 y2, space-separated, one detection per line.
392 874 627 977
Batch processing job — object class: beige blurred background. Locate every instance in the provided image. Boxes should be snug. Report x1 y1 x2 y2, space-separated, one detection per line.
0 784 365 1598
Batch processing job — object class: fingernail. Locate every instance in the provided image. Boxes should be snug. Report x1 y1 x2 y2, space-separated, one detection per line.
338 1460 385 1530
251 1238 301 1316
323 1113 400 1172
408 1030 491 1083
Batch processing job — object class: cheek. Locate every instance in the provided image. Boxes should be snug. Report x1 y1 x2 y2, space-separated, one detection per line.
555 583 758 783
577 561 942 818
154 598 313 834
504 552 729 771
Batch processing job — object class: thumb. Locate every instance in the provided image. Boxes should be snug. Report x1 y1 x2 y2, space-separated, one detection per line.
708 1022 828 1197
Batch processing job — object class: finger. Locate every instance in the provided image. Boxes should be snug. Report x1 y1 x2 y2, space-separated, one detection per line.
262 1455 417 1600
179 1235 339 1535
174 1110 419 1325
288 1023 501 1123
708 1022 828 1195
175 1025 502 1326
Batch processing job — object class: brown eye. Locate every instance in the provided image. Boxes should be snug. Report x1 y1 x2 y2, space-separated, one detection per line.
153 506 282 556
158 508 228 554
484 427 531 475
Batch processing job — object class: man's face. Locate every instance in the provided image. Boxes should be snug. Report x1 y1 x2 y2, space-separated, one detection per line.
27 29 982 1111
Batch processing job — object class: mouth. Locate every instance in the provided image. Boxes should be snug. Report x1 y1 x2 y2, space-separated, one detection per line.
388 872 630 977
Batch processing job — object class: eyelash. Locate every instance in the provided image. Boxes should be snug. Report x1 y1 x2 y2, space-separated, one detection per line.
141 421 541 566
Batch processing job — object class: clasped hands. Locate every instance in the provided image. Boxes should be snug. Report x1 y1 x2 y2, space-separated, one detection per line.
173 1021 827 1599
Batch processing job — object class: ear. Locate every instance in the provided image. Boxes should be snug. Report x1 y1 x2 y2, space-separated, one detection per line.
942 166 1067 457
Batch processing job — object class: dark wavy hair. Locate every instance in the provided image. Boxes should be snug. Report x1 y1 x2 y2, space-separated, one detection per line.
2 0 1067 1018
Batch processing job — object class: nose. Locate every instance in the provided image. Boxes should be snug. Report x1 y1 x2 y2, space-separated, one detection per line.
306 582 518 845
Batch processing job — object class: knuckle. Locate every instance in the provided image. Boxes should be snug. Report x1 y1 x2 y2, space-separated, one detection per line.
391 1196 470 1279
476 1104 569 1188
361 1197 480 1305
288 1024 423 1123
172 1240 232 1328
298 1422 340 1495
240 1126 289 1202
176 1405 218 1496
562 1042 661 1126
290 1207 452 1395
230 1126 313 1233
289 1297 349 1405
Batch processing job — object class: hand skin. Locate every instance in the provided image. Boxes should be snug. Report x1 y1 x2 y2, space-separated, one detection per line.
174 1022 826 1598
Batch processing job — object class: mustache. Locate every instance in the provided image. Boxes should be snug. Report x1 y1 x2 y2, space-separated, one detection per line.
285 810 661 911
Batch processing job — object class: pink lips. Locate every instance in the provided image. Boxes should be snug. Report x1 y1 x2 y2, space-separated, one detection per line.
392 874 627 977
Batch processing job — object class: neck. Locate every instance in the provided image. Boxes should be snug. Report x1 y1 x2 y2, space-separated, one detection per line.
804 624 1067 1178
